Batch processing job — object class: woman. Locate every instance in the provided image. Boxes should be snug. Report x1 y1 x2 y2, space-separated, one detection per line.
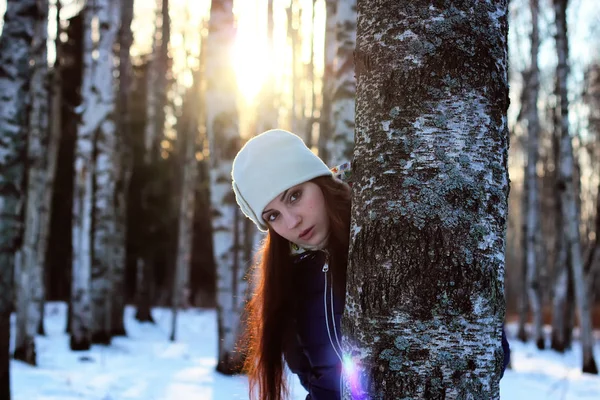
232 129 509 400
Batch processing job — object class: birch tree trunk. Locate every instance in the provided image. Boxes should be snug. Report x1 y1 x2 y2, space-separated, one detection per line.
14 0 50 366
524 0 544 350
0 1 38 396
206 0 245 375
71 1 107 351
111 0 134 337
344 1 509 398
318 0 337 163
256 0 277 134
90 0 120 345
553 0 598 374
327 0 356 166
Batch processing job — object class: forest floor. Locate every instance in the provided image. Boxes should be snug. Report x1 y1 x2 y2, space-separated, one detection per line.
9 303 600 399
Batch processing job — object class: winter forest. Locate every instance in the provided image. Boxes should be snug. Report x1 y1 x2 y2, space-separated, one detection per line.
1 0 600 399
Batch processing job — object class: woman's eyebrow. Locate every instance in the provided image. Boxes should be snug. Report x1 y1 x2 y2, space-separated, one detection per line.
279 189 289 202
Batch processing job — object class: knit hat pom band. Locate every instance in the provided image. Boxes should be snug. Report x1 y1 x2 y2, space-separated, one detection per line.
231 129 332 231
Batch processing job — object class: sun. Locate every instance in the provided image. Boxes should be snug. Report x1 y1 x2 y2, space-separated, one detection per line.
232 34 271 103
231 0 272 103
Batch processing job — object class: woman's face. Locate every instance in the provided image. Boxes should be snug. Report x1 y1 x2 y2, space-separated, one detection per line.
262 181 330 248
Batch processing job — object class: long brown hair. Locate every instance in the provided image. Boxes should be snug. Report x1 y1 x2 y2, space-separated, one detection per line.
243 176 351 400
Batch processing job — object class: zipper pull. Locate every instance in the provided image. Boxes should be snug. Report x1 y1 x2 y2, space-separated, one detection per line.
322 250 330 273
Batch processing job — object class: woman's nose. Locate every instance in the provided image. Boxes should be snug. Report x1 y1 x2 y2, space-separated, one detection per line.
285 212 301 230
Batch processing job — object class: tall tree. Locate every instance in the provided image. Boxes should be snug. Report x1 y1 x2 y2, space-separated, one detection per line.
39 0 65 337
205 0 245 375
14 0 50 366
0 0 39 397
523 0 544 350
111 0 135 337
71 0 119 350
344 1 509 398
171 67 201 342
256 0 277 134
327 0 356 166
318 0 337 163
550 78 572 352
137 0 170 323
553 0 598 374
90 0 121 345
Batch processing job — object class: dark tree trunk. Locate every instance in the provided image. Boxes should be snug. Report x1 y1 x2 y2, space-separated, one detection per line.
344 1 509 398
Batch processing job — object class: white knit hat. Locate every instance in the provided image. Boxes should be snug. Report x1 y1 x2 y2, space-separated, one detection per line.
232 129 332 231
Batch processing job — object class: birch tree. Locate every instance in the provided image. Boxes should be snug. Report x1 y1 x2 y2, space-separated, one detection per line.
553 0 598 374
327 0 356 166
0 0 38 396
111 0 135 337
343 1 509 398
256 0 277 134
205 0 246 374
71 0 117 350
14 0 50 366
90 0 120 345
523 0 544 350
318 0 337 163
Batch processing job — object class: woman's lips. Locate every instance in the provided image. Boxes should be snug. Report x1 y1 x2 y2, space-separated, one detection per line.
299 226 314 240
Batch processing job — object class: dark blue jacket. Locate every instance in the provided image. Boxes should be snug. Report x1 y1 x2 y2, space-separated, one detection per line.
283 250 511 399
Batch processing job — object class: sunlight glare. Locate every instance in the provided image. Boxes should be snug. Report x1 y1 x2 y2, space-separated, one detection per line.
232 0 271 103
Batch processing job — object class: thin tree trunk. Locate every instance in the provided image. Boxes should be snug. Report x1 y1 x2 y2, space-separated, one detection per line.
71 1 108 351
13 0 50 366
170 86 199 342
345 1 509 398
90 0 120 345
111 0 134 338
0 0 39 396
518 177 529 343
327 0 356 166
551 91 570 352
554 0 598 374
524 0 544 350
39 0 65 338
318 0 337 164
256 0 277 134
206 0 244 375
137 0 170 323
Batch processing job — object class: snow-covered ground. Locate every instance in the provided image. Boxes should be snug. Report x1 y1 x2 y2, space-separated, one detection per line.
9 303 600 399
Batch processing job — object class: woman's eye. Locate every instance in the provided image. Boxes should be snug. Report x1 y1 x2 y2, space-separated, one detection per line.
267 213 279 222
290 190 301 203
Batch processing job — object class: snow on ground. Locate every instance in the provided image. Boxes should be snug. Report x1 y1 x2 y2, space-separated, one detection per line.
9 303 600 399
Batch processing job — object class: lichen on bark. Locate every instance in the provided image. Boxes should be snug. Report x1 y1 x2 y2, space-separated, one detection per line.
344 1 509 398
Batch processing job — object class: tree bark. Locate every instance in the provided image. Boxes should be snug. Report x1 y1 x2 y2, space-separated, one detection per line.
13 0 50 366
171 85 200 342
553 0 598 374
327 0 356 166
206 0 245 375
318 0 337 164
0 0 39 396
137 0 170 323
89 0 120 345
344 1 509 398
524 0 544 350
256 0 277 134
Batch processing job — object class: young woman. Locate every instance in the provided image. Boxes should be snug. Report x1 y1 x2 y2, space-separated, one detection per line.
232 129 510 400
